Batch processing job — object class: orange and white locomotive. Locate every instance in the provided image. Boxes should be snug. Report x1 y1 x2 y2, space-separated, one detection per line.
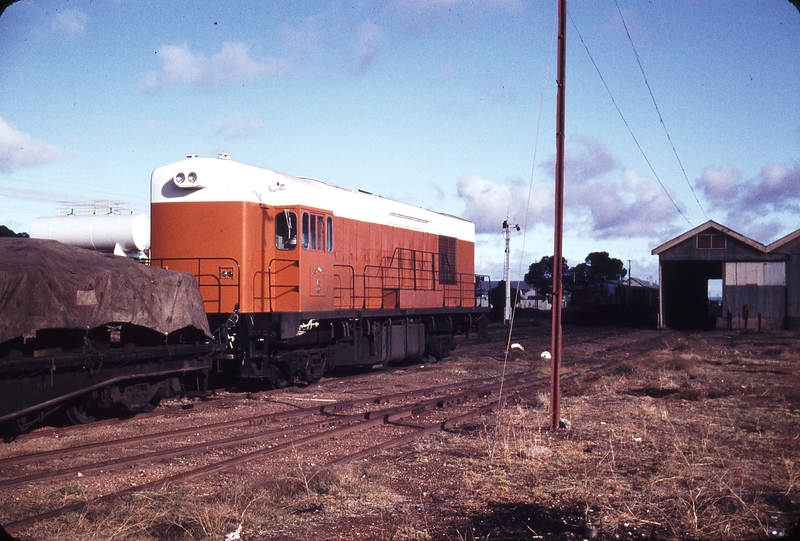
151 154 487 387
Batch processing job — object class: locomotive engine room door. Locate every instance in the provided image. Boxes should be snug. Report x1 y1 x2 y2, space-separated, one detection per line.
299 208 335 312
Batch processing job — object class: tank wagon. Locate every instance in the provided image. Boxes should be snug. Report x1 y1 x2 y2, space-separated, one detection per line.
151 154 488 388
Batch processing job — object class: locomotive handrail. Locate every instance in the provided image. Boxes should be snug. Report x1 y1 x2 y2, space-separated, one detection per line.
386 248 436 291
358 264 479 309
474 274 491 308
327 247 474 310
259 258 301 312
362 265 387 309
150 257 241 313
441 271 479 308
333 264 356 310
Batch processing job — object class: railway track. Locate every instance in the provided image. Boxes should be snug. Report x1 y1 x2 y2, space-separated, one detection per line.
1 324 660 535
3 372 548 531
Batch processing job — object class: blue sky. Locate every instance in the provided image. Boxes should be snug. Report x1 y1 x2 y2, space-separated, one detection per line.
1 0 799 284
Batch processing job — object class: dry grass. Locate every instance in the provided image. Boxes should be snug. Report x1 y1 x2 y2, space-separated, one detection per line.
436 332 800 540
9 329 800 540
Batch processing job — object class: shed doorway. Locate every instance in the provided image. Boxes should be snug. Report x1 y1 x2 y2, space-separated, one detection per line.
660 261 723 329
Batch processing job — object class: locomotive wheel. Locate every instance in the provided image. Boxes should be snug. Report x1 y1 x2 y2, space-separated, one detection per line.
269 363 291 389
302 354 326 384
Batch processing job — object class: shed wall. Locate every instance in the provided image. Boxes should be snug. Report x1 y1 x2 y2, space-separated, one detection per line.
773 236 800 326
723 285 786 320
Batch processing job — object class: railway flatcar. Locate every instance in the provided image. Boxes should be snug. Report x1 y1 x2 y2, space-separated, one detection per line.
150 154 487 388
0 239 215 433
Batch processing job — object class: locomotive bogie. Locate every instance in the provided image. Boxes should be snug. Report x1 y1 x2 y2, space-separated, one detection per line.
220 310 466 389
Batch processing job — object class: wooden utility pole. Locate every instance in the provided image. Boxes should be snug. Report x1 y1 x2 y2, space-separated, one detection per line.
550 0 567 432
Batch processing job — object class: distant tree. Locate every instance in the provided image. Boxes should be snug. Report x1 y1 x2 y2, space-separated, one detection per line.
572 251 626 284
523 256 570 300
0 225 28 238
489 280 518 319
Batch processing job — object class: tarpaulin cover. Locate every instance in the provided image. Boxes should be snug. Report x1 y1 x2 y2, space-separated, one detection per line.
0 238 212 344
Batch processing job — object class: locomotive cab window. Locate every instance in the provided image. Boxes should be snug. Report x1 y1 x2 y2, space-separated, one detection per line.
276 210 298 251
326 216 333 252
302 212 326 251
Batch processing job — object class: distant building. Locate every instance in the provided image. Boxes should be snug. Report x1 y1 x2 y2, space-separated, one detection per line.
516 287 555 310
652 220 799 330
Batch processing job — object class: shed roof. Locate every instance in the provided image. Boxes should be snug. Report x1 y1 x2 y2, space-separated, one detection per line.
767 228 800 253
651 220 766 256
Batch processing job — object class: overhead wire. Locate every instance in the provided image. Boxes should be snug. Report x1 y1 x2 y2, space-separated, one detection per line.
567 10 694 228
613 0 709 222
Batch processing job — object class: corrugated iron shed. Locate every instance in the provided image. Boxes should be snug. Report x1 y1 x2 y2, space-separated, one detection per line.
651 220 799 330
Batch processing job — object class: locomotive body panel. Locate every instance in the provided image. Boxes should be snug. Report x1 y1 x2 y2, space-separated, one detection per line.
151 156 478 320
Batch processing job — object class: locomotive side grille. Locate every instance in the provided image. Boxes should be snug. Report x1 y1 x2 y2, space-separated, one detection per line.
438 235 457 286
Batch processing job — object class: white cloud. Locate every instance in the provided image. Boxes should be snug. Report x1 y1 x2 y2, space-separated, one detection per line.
744 220 785 244
457 137 681 241
568 167 680 240
745 162 800 211
554 137 680 240
0 117 64 173
209 112 264 140
143 43 292 91
695 162 800 237
52 9 88 38
280 15 324 59
565 136 617 182
456 174 551 234
696 165 740 209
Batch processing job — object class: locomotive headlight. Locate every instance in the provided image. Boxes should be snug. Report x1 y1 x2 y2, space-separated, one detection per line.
173 169 206 189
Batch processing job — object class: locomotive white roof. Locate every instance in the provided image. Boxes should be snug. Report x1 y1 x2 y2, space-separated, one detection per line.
151 155 474 242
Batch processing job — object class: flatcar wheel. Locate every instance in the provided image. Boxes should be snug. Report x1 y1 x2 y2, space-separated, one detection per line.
141 396 161 413
12 415 29 434
65 401 97 425
269 363 291 389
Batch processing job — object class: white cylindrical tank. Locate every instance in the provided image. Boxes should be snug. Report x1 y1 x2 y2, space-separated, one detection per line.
30 214 150 253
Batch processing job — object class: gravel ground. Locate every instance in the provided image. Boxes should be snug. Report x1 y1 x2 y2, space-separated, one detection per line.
3 320 799 541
